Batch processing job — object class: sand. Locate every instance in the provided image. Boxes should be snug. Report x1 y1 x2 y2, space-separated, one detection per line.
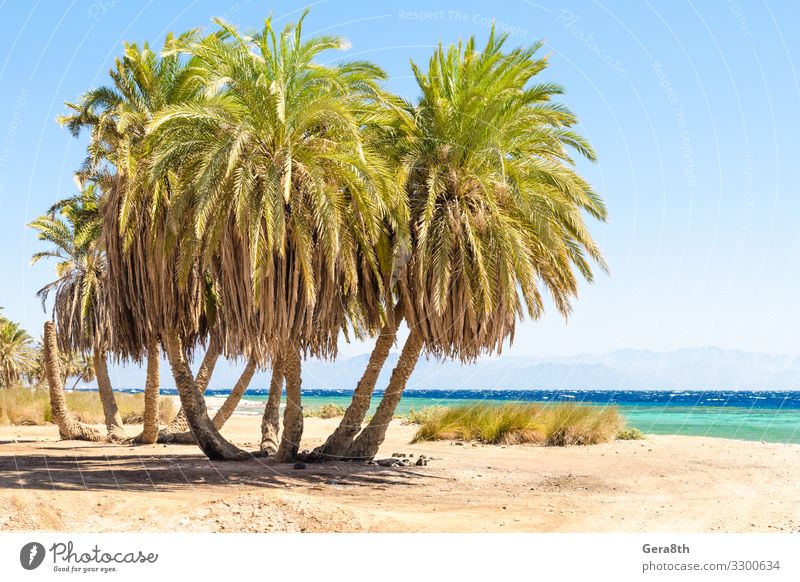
1 411 799 533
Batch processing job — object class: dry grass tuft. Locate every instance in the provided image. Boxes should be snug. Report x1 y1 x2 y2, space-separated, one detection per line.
303 402 346 418
0 385 174 426
411 403 626 446
404 405 449 425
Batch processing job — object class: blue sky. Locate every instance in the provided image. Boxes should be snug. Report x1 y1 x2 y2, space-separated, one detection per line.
1 0 799 360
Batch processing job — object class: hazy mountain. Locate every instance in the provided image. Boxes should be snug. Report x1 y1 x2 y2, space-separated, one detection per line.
105 346 800 392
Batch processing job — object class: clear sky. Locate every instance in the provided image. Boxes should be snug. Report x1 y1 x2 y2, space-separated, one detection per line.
1 0 799 359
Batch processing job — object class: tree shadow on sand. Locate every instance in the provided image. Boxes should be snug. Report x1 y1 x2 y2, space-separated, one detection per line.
0 447 442 492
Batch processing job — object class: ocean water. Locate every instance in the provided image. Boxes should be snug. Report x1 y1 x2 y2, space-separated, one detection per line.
114 386 800 444
221 389 800 445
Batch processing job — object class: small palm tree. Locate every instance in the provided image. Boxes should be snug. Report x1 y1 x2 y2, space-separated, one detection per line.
30 184 104 345
0 318 35 387
22 337 91 389
24 340 45 387
61 351 96 391
29 183 126 441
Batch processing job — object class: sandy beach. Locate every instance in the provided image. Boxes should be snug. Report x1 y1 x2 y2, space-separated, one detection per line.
1 402 799 533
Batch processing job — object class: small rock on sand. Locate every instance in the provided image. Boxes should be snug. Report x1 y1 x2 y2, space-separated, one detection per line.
376 458 400 467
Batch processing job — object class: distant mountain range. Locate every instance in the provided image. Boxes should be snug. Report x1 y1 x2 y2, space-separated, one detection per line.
105 346 800 392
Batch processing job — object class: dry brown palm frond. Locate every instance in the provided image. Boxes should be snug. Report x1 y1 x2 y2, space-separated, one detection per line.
101 175 208 363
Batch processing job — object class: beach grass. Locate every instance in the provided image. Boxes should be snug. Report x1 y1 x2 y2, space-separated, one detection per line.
303 402 346 418
405 405 449 425
0 385 175 426
410 402 627 446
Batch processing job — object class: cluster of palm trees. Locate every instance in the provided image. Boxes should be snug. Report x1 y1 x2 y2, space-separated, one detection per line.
27 12 607 462
0 314 36 387
0 311 94 389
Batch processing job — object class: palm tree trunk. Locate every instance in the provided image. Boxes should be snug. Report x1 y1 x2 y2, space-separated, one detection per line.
163 355 259 445
259 353 285 454
161 330 246 460
70 374 84 391
94 347 127 442
275 345 303 462
135 339 160 444
194 343 220 393
312 306 402 460
346 329 423 460
159 342 220 439
212 355 257 429
43 322 103 442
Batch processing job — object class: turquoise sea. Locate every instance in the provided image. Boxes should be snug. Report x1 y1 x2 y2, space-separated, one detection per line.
111 387 800 444
227 389 800 445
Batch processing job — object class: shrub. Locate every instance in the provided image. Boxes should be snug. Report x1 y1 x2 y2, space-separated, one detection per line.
616 427 645 440
412 402 625 446
304 402 346 418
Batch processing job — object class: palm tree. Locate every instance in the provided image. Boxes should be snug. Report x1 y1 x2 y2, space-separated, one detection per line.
29 183 127 441
60 35 245 459
0 318 36 387
345 30 608 459
61 350 95 390
146 13 405 461
24 340 46 388
311 98 413 460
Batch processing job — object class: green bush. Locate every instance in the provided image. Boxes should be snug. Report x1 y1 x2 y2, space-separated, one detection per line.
616 427 645 440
